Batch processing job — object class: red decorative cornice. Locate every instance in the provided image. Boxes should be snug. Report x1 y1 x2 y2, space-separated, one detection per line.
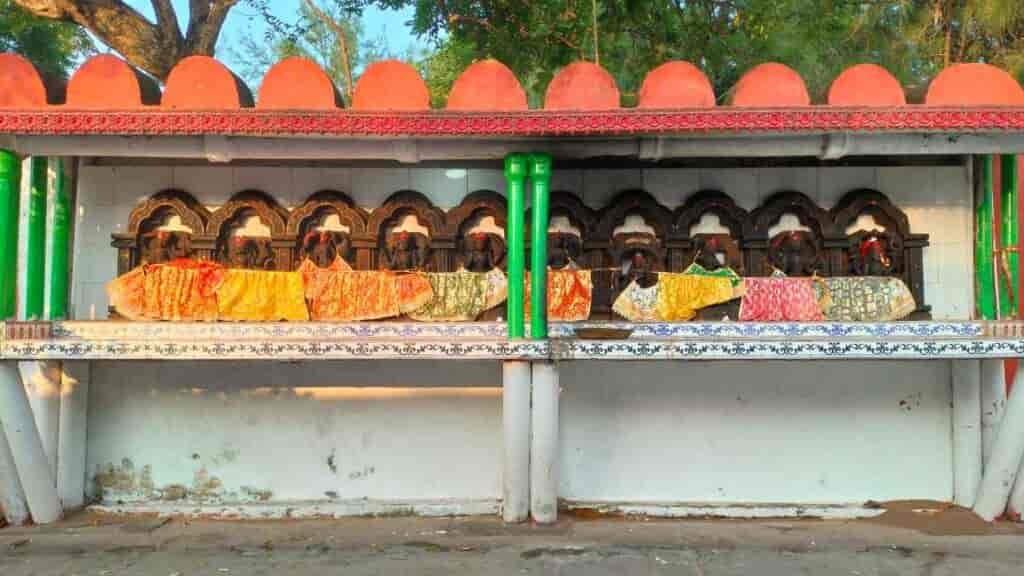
2 108 1024 137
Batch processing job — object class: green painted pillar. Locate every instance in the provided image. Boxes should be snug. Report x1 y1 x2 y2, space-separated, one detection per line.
47 159 70 320
0 151 20 319
977 156 996 320
505 154 528 339
529 153 552 340
25 157 47 319
1001 155 1019 319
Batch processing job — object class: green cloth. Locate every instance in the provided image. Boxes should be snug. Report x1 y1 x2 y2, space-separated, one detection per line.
683 262 742 286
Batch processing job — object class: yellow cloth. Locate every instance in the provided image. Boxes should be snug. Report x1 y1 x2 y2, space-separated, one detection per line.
654 273 742 321
217 269 309 322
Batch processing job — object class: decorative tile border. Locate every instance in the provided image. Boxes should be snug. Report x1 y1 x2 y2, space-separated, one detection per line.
41 320 985 342
2 339 549 361
556 339 1024 360
4 321 1017 361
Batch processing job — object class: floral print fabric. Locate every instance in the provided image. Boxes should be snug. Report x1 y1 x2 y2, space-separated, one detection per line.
524 269 593 322
107 259 224 322
612 280 660 321
408 269 508 321
738 277 826 322
822 276 916 321
298 258 433 321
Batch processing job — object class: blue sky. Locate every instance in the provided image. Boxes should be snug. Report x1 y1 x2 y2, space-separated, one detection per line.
123 1 422 70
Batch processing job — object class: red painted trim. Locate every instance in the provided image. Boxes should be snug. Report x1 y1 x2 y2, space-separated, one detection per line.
3 107 1024 136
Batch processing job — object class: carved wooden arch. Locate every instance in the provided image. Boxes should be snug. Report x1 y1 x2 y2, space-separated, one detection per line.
446 189 507 235
745 190 836 239
525 190 597 238
447 190 508 271
367 190 446 238
287 190 368 237
672 190 748 239
127 189 210 237
830 189 912 238
596 189 673 240
207 189 289 237
207 190 290 269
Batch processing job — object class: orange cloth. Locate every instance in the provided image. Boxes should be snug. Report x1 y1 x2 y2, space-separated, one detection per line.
107 259 224 321
524 269 593 322
298 258 433 321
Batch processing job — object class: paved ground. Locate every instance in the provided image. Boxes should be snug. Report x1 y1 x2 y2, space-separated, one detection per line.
2 512 1024 575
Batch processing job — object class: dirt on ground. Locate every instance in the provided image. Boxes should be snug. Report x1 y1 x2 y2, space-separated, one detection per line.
2 511 1023 575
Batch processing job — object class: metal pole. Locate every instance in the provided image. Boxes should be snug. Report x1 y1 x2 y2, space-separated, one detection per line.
977 156 996 319
502 360 531 522
0 362 61 523
529 153 552 340
1001 154 1019 318
530 361 559 524
25 156 46 319
505 154 528 339
953 360 983 507
0 150 19 318
46 158 70 319
974 365 1024 521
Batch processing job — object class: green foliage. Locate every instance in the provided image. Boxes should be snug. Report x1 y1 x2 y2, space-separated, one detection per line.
231 0 1024 107
0 0 94 79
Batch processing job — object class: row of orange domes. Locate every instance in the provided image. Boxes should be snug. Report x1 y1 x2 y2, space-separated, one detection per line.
1 52 1023 110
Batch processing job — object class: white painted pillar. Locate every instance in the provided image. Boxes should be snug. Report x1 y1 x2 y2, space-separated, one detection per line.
530 361 559 524
19 361 61 481
0 425 30 525
0 362 61 523
952 360 983 507
981 358 1006 467
974 365 1024 521
502 361 531 523
57 362 89 510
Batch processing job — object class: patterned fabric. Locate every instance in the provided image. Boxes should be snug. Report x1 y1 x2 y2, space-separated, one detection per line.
683 262 742 286
524 269 593 322
655 273 741 321
107 259 224 322
408 269 508 321
217 269 309 322
822 277 917 322
298 258 433 321
739 277 826 322
612 280 660 321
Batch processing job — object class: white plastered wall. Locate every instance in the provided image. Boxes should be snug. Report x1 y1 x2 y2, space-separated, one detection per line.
71 161 970 510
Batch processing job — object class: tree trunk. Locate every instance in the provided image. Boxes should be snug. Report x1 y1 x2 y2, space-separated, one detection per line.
12 0 238 80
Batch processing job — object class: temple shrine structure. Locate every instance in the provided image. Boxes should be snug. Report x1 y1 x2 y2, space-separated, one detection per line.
3 52 1024 525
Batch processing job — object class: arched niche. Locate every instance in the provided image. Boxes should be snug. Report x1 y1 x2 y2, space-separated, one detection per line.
831 188 930 317
287 190 368 268
112 189 211 274
745 191 836 276
208 190 290 270
368 190 445 271
526 191 598 270
447 190 507 272
671 190 748 273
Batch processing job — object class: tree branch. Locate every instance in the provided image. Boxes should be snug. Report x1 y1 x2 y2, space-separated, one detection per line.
300 0 354 102
150 0 181 42
183 0 238 56
13 0 186 79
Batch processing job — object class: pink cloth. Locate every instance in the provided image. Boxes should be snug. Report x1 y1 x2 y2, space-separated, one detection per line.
738 277 825 322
